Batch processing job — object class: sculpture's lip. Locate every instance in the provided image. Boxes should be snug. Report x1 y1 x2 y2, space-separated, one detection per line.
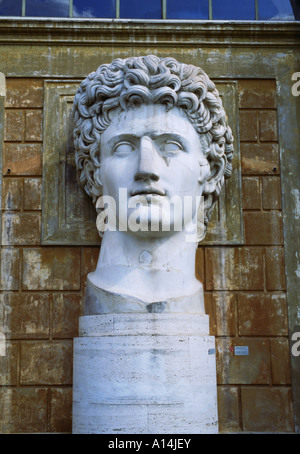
131 187 166 196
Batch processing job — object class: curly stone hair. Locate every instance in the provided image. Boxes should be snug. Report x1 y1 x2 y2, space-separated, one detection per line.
73 55 234 241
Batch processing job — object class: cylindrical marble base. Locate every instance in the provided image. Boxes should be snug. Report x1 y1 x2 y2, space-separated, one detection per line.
72 313 218 434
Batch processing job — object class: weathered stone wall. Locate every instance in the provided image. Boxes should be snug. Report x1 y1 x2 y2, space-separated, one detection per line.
204 79 293 432
0 76 293 433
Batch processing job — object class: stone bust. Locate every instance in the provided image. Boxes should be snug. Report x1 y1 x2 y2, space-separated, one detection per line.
73 55 234 314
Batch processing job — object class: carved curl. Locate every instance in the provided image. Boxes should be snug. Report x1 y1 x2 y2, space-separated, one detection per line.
73 55 234 241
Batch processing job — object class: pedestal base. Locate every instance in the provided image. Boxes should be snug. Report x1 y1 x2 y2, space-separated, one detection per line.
72 314 218 434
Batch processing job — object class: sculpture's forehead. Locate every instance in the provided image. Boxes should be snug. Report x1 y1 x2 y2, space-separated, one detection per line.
104 104 198 140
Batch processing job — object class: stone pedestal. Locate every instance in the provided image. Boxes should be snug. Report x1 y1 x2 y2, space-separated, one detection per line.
72 313 218 434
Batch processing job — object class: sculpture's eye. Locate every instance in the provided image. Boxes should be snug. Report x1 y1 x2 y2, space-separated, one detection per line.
160 141 183 155
113 141 135 155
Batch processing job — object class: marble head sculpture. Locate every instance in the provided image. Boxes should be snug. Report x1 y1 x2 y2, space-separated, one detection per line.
73 55 234 314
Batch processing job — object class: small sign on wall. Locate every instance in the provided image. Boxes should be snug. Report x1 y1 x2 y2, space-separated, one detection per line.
234 346 249 356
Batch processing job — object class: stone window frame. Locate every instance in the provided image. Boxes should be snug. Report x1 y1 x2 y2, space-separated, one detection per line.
41 79 243 246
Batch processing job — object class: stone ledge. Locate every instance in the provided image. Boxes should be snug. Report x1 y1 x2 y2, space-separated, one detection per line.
0 19 299 47
79 313 210 337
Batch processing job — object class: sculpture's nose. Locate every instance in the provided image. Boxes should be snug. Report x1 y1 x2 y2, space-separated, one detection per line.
134 136 160 182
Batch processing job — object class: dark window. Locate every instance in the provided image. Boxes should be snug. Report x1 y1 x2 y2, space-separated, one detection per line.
213 0 255 20
0 0 296 20
120 0 161 19
73 0 116 18
0 0 22 16
167 0 209 20
259 0 294 20
26 0 69 17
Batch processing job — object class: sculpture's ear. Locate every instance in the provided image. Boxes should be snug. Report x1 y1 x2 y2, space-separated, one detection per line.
202 158 226 195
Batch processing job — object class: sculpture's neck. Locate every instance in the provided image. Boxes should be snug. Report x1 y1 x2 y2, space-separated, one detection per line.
88 229 201 303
